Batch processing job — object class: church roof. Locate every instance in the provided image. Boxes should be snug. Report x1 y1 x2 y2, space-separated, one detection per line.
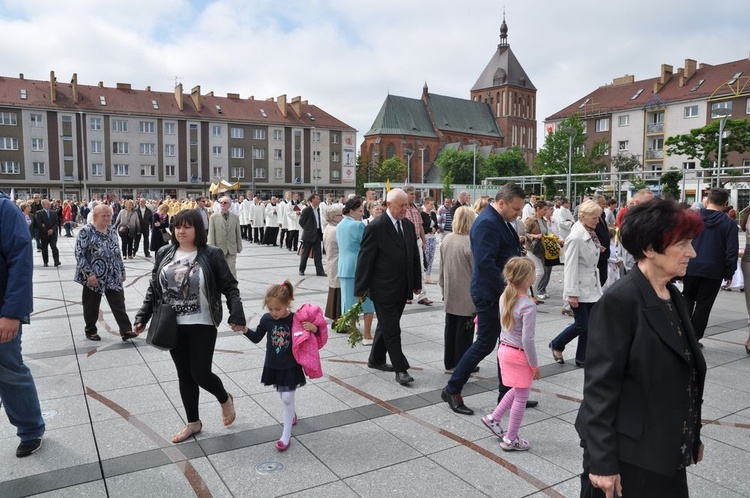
472 44 536 92
363 94 437 138
427 93 502 137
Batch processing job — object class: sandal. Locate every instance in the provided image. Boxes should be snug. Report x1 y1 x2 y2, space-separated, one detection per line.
222 393 236 426
172 421 202 443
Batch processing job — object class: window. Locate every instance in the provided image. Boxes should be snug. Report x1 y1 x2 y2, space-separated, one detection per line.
91 163 103 176
744 159 750 175
617 140 629 151
88 140 102 154
711 101 732 118
313 150 321 162
312 131 321 142
332 151 340 162
165 165 176 176
746 98 750 115
139 121 155 133
152 100 159 110
650 137 664 150
618 115 629 127
253 147 265 160
274 129 283 140
62 115 72 123
684 105 699 118
604 142 610 156
164 122 176 135
331 133 339 144
165 144 176 157
99 96 107 106
211 146 222 158
140 164 156 176
274 148 282 160
231 167 245 179
230 127 244 139
274 168 283 179
30 114 43 127
31 138 44 151
332 170 340 180
212 166 222 178
113 142 129 154
386 143 396 158
32 162 45 175
230 147 244 159
253 129 266 140
595 118 609 132
0 112 17 125
212 125 222 137
683 161 696 170
140 143 156 155
0 137 19 150
112 119 128 132
254 168 266 179
113 164 129 176
90 117 102 130
0 161 21 174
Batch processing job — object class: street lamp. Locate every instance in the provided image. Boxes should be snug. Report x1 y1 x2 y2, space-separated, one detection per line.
563 127 577 201
404 148 413 184
251 145 256 199
312 127 318 193
714 107 731 187
468 140 478 194
370 151 378 183
419 147 426 197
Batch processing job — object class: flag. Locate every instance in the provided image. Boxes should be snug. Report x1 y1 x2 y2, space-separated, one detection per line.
385 179 391 192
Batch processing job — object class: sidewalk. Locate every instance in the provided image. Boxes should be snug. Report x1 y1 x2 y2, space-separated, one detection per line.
1 234 749 497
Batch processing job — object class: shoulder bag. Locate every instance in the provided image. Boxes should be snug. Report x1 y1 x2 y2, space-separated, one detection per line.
146 302 179 350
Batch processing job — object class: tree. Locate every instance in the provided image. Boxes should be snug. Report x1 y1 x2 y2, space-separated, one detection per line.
354 154 369 195
666 119 750 187
375 157 407 183
660 170 683 201
442 172 454 199
611 152 646 198
434 148 491 185
485 147 530 179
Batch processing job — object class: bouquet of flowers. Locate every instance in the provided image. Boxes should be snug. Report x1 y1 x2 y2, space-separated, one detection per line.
334 293 367 347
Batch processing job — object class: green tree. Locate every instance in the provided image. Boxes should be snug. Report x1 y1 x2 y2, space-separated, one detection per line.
434 148 491 185
485 147 530 178
666 119 750 187
355 154 369 195
660 170 683 201
442 172 454 199
376 157 407 183
611 152 646 198
534 114 609 199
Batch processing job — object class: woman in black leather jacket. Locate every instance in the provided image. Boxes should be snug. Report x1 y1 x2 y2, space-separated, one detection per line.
134 209 245 444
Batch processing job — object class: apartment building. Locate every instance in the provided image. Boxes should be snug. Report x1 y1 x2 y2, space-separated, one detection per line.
0 72 356 200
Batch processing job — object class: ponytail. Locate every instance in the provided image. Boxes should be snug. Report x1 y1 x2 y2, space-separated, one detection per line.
264 280 294 307
500 257 537 331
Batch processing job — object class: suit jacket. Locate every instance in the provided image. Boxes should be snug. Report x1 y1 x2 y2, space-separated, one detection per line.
208 212 243 256
137 206 153 230
563 221 603 302
336 216 365 279
575 264 707 477
594 212 611 260
35 209 59 239
299 205 322 242
354 213 421 303
469 206 521 302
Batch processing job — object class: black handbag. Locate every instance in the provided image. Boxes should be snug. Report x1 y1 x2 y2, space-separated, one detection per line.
530 238 545 259
146 302 178 350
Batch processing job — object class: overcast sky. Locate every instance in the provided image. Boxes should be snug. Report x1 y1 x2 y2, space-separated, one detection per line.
2 0 749 152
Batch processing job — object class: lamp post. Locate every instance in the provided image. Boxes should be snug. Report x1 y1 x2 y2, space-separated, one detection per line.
251 145 256 199
563 127 577 201
714 108 731 187
418 147 425 196
404 148 413 184
370 151 378 183
469 140 478 195
312 127 318 193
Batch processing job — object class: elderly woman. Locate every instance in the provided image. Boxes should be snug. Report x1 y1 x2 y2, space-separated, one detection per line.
74 204 136 342
524 200 556 300
337 197 375 344
134 209 245 444
323 204 343 321
549 200 604 367
363 200 383 226
439 206 477 370
114 199 141 259
151 203 171 253
576 198 706 498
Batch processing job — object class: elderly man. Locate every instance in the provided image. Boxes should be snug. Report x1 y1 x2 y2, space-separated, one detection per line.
195 197 210 236
208 196 243 278
355 188 422 385
450 190 471 223
616 189 653 227
134 198 153 258
0 190 45 458
35 199 61 267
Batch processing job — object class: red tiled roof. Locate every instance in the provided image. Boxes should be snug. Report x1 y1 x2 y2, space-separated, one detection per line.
546 57 750 121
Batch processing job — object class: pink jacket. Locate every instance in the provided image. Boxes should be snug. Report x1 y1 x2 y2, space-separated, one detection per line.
291 303 328 379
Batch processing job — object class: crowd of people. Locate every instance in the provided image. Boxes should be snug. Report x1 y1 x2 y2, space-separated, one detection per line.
2 183 749 497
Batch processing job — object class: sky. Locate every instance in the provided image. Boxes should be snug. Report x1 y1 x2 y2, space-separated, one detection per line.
2 0 750 153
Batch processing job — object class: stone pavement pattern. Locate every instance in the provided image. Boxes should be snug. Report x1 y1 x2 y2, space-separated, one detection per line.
1 234 750 497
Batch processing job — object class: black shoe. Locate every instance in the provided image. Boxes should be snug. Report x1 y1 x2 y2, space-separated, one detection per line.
698 342 704 349
575 360 585 368
86 333 101 341
395 371 414 385
43 264 49 267
367 362 394 372
16 438 42 458
145 253 151 258
54 262 61 267
471 366 480 373
299 271 305 276
441 387 474 415
526 400 539 408
316 272 327 277
121 331 137 341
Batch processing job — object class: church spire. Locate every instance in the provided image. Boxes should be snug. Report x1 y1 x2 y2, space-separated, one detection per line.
499 8 508 48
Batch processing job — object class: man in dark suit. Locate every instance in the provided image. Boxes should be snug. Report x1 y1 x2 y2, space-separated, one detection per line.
355 188 422 385
133 198 153 258
593 194 611 287
35 199 60 267
298 194 326 276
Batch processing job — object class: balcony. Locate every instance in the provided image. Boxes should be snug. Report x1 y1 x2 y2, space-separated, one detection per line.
645 149 664 160
645 171 662 180
646 123 664 133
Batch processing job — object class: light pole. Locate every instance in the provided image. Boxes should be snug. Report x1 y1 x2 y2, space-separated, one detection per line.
312 127 318 193
469 140 478 195
714 108 731 187
418 147 425 196
564 127 577 201
251 145 256 199
370 151 378 183
404 148 413 184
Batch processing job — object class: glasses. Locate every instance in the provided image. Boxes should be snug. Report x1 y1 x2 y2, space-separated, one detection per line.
220 201 230 205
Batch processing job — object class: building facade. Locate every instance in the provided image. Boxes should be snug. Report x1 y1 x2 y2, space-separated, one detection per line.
0 72 356 200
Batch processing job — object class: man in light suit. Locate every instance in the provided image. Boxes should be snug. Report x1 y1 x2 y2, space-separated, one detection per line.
35 199 60 267
208 196 243 278
298 194 326 276
355 188 422 386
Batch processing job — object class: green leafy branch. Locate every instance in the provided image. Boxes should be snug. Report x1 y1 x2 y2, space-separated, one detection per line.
334 292 368 347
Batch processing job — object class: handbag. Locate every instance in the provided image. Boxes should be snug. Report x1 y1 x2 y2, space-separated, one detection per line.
161 229 172 244
530 237 545 259
542 234 562 267
146 302 179 350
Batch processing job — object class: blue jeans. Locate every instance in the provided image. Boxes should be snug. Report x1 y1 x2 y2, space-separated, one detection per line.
549 301 595 364
0 326 45 442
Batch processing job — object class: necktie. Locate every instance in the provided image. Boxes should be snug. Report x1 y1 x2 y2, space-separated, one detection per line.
396 220 404 238
223 213 229 221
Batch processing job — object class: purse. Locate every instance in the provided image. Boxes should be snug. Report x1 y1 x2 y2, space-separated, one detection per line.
530 237 545 259
542 234 562 267
146 302 179 350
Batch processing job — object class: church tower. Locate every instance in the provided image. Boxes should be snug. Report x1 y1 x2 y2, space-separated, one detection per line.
471 14 537 165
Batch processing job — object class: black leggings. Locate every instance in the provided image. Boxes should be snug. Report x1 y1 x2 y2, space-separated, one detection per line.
169 324 229 423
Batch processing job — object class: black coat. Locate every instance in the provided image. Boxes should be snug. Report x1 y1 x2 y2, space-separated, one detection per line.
354 213 421 303
35 209 59 239
299 205 322 242
575 264 706 478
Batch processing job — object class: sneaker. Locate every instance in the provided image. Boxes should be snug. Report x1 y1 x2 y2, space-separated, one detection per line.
16 438 42 458
537 293 549 300
481 415 505 438
500 435 531 452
